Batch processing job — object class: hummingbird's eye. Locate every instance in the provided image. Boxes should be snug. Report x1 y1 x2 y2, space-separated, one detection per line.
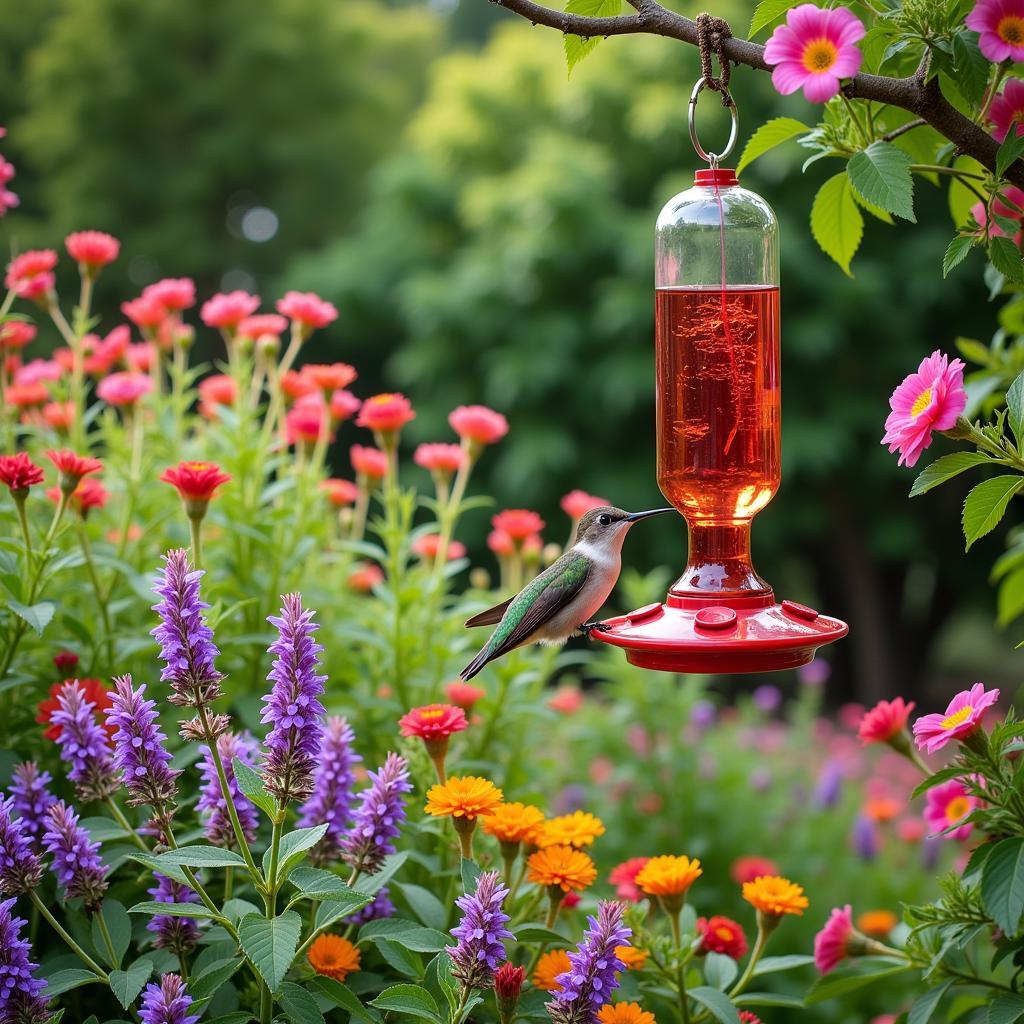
598 513 611 526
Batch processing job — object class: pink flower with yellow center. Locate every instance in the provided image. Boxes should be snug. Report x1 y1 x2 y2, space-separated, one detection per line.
881 350 966 468
813 905 854 974
913 683 1000 753
924 779 978 840
764 4 865 104
990 79 1024 142
967 0 1024 63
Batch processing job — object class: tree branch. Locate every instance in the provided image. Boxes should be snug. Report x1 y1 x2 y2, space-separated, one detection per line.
489 0 1024 189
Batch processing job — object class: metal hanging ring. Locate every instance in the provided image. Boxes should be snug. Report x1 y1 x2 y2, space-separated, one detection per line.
688 79 739 165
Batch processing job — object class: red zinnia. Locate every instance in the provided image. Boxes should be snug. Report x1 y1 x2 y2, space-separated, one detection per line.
347 562 384 592
65 231 120 271
53 650 79 675
160 461 231 512
0 452 44 493
6 250 57 301
142 277 195 312
37 677 114 741
276 291 338 333
697 916 748 959
321 478 360 507
49 478 108 517
43 402 74 432
0 321 36 351
609 858 651 902
357 393 415 435
122 294 167 329
492 509 544 542
488 530 515 556
449 405 508 446
302 363 357 392
238 313 287 339
415 443 466 476
5 383 49 408
200 290 260 330
494 963 525 1006
46 450 103 492
399 703 468 743
730 856 779 885
280 370 319 403
445 681 485 712
329 390 361 423
285 404 332 446
351 445 389 481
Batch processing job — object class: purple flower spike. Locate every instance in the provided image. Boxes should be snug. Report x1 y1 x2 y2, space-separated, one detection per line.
547 901 631 1024
0 896 49 1023
447 870 513 990
146 874 201 956
260 593 327 804
0 796 42 895
151 549 224 711
51 680 118 802
43 801 108 913
298 716 361 865
346 886 395 925
197 732 259 849
9 762 56 851
340 753 412 876
138 973 200 1024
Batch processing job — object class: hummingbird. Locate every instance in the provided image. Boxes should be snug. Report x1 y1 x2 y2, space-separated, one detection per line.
460 505 673 680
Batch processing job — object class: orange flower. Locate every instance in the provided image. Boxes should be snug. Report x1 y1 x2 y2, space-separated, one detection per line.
635 856 702 898
308 934 361 982
424 776 504 821
742 875 808 918
863 797 900 823
616 945 648 970
597 1003 656 1024
538 811 605 849
483 802 546 846
532 949 571 991
857 909 898 937
527 845 597 893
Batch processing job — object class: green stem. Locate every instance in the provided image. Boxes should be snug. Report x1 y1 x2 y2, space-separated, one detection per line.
728 922 770 1000
188 514 204 570
105 798 148 852
162 829 238 940
29 890 108 980
978 64 1008 126
79 526 115 668
95 911 119 968
14 497 32 562
840 94 871 149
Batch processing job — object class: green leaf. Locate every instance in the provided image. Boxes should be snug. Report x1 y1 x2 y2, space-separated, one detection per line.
943 234 975 277
81 816 132 843
990 236 1024 284
735 117 809 175
987 993 1024 1024
156 845 246 869
703 952 738 990
460 858 481 894
953 31 991 107
562 0 623 75
287 867 373 915
232 756 276 818
998 133 1024 180
734 993 805 1008
205 1016 255 1024
908 981 953 1024
397 883 448 931
8 600 55 635
108 958 153 1009
279 981 327 1024
1007 369 1024 445
687 986 741 1024
981 838 1024 936
751 954 815 976
748 0 798 36
92 900 131 968
42 969 102 997
127 853 190 887
128 901 224 921
355 852 408 895
511 925 566 944
847 142 916 221
361 919 450 953
375 937 424 978
963 476 1024 550
263 824 329 883
810 173 864 276
910 453 992 497
910 766 966 801
237 911 302 993
370 984 443 1023
310 978 383 1024
997 566 1024 626
190 957 243 1000
804 957 913 1004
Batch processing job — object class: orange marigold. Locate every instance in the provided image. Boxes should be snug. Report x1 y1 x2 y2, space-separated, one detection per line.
483 802 546 845
308 933 361 982
635 855 702 898
527 845 597 893
857 909 898 937
532 949 571 991
742 875 808 918
424 776 504 821
538 811 606 849
597 1003 656 1024
616 945 648 970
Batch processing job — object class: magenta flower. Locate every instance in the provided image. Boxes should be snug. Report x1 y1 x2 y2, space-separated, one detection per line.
813 904 853 974
924 779 977 841
881 350 966 468
764 4 865 103
967 0 1024 63
990 79 1024 142
914 683 1000 753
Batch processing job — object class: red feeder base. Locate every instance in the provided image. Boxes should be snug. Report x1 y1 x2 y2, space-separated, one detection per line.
592 591 848 674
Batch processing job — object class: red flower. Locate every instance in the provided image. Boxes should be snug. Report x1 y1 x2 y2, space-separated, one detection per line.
122 294 167 329
347 562 384 592
357 393 415 434
143 278 195 312
492 509 544 542
0 321 36 351
351 445 389 481
399 703 468 743
302 363 357 392
160 461 231 515
494 963 525 1006
0 452 44 493
198 374 237 419
5 383 49 408
561 891 581 910
321 478 360 507
285 403 332 446
238 313 287 339
48 478 108 517
37 677 114 741
697 916 748 959
84 326 130 376
449 405 508 446
730 856 779 885
330 390 361 423
126 342 156 373
609 858 651 902
46 450 103 491
415 443 466 475
738 1014 763 1024
280 370 319 402
53 650 79 676
445 681 485 712
6 250 57 301
561 490 610 521
276 291 338 332
858 697 915 745
412 534 466 561
488 530 515 556
65 231 120 271
43 402 74 432
200 290 260 330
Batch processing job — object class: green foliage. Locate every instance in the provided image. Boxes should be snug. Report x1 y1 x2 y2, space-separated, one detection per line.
810 173 863 277
562 0 623 74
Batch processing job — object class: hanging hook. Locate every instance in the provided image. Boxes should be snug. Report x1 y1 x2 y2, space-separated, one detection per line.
688 79 739 165
695 12 734 104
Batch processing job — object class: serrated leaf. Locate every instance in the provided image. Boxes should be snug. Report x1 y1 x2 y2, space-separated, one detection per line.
990 236 1024 284
232 756 276 818
562 0 622 74
687 986 741 1024
810 172 864 276
42 969 102 997
735 117 809 175
987 993 1024 1024
910 453 992 497
310 978 383 1024
804 957 911 1004
108 958 153 1009
355 852 408 896
963 475 1023 550
370 984 442 1023
128 901 224 921
190 957 243 1000
287 867 373 913
238 911 302 993
847 141 915 221
908 980 953 1024
981 838 1024 936
280 981 326 1024
748 0 798 36
998 133 1024 180
944 234 975 277
156 845 246 869
998 566 1024 626
8 600 55 635
263 824 329 883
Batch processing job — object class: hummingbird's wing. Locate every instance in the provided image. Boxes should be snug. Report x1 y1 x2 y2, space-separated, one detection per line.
464 597 514 628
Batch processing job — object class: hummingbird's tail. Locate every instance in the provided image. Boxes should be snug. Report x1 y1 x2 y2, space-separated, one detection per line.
460 645 492 681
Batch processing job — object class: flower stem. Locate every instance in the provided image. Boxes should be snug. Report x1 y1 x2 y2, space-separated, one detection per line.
95 910 119 968
29 890 108 980
188 515 204 570
78 526 115 669
14 496 32 563
104 798 148 852
728 920 770 1000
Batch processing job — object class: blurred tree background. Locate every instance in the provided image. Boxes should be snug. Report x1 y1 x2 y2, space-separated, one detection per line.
1 0 1014 702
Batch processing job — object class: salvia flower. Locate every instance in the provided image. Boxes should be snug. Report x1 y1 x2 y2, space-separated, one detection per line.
261 593 327 804
151 549 225 711
0 896 49 1023
8 763 55 852
51 680 118 802
0 795 42 895
297 716 361 865
447 870 513 991
138 973 200 1024
43 801 108 912
146 874 201 956
547 901 631 1024
913 683 1000 754
341 753 412 876
197 732 259 848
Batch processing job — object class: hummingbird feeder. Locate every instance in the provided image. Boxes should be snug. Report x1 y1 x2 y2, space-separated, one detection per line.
594 79 848 674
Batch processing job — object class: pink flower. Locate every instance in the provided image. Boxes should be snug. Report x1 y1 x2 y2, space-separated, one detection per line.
65 231 120 271
351 444 389 481
967 0 1024 63
412 534 467 561
445 681 485 712
609 858 651 902
0 321 36 351
96 371 153 407
488 529 515 556
348 562 384 592
126 342 156 373
320 478 360 507
989 79 1024 142
913 683 1000 753
449 404 508 446
6 250 57 301
924 779 977 841
0 156 17 217
330 389 361 423
143 278 195 312
764 4 865 103
285 404 331 446
357 393 415 434
15 358 62 386
814 905 853 974
276 291 338 333
858 697 915 745
238 313 287 339
415 443 467 475
492 509 544 541
548 686 583 715
972 186 1024 244
881 350 966 468
122 294 167 330
280 370 319 403
561 490 609 521
200 291 260 330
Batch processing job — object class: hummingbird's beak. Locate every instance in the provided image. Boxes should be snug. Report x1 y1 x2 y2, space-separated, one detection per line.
625 507 674 523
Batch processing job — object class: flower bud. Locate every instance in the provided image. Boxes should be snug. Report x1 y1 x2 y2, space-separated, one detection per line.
494 963 525 1024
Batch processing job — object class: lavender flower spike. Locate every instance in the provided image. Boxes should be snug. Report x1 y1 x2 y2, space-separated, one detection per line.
139 973 200 1024
447 870 513 990
260 593 327 804
0 796 42 895
147 874 201 956
298 716 361 865
0 896 49 1024
341 752 412 876
9 762 55 851
346 886 395 926
43 801 108 913
151 549 224 711
51 680 118 802
547 901 631 1024
197 732 259 849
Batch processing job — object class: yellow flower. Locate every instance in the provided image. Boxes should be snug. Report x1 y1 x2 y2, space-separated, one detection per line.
538 811 606 849
482 802 546 845
527 844 597 893
742 875 808 918
857 909 898 937
597 1003 656 1024
532 949 571 991
424 776 504 821
308 934 361 982
635 855 702 898
616 945 648 970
